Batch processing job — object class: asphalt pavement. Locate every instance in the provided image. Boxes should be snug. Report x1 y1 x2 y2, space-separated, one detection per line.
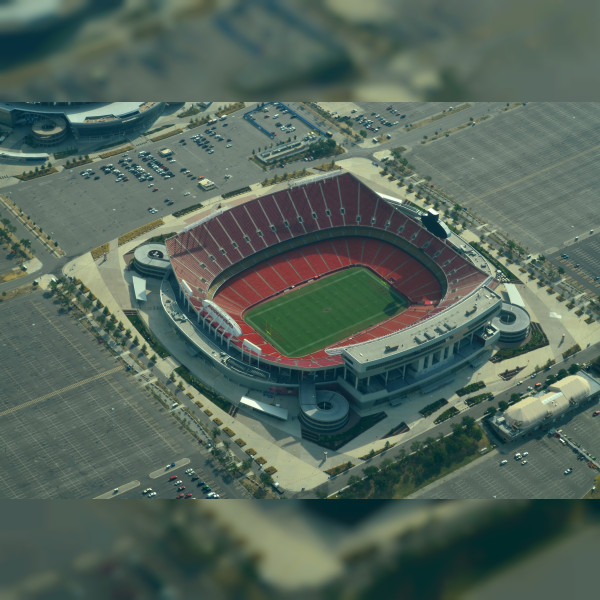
292 341 600 499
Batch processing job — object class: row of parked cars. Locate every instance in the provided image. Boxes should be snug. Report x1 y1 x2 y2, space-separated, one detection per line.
166 467 220 499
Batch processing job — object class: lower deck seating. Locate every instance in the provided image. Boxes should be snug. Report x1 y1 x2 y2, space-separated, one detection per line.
213 237 446 360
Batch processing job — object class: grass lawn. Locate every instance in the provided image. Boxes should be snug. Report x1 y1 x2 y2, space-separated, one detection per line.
245 267 408 356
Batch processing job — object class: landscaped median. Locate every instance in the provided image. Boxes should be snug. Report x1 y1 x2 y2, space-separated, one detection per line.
419 398 448 418
99 144 134 159
15 166 58 181
216 102 245 117
434 406 460 425
325 461 354 477
118 219 164 246
455 381 486 397
464 392 494 407
150 128 183 142
91 242 109 261
124 311 170 358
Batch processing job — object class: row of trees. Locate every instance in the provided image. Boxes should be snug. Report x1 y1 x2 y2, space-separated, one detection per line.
336 416 484 498
0 216 31 258
46 277 158 361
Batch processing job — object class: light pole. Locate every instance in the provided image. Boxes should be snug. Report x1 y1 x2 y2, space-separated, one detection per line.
323 451 327 462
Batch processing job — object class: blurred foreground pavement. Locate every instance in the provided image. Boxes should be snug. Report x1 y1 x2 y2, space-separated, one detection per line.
0 499 598 599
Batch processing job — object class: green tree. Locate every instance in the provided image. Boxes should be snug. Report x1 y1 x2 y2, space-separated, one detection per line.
347 475 361 486
362 465 379 479
510 393 520 403
568 363 580 374
498 400 509 411
259 472 274 487
461 415 476 432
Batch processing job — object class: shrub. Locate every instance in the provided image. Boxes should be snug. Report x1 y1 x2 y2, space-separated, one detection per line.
465 392 493 407
455 381 486 397
235 438 246 447
264 466 278 475
212 417 223 426
204 409 213 417
419 398 448 417
223 427 235 437
255 456 267 465
246 448 257 456
434 406 460 424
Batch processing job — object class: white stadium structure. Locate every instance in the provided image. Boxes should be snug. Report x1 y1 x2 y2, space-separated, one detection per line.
154 171 504 427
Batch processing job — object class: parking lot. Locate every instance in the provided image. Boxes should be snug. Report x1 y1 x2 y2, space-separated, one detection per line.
415 409 600 500
0 290 209 499
1 104 326 256
549 234 600 296
118 461 228 501
406 103 600 256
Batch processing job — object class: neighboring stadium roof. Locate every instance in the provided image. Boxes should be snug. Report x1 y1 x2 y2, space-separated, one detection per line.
504 375 590 430
548 375 591 402
0 102 160 125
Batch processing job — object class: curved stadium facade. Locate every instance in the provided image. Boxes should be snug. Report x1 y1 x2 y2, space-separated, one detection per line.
164 172 502 409
0 102 166 142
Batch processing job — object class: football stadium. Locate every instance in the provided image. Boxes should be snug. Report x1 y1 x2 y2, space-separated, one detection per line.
163 171 503 418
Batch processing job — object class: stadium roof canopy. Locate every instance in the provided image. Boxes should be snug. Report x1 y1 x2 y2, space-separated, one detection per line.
132 275 147 302
0 102 154 124
240 396 288 421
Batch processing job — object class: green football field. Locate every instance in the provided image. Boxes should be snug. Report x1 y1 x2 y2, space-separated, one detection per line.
244 267 408 357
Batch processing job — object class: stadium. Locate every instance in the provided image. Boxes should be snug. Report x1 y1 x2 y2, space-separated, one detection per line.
162 171 503 416
0 102 166 144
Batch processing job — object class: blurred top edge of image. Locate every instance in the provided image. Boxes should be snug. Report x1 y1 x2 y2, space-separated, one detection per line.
0 0 598 101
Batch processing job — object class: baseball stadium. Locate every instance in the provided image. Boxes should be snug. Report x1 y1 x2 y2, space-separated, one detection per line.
162 171 503 419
